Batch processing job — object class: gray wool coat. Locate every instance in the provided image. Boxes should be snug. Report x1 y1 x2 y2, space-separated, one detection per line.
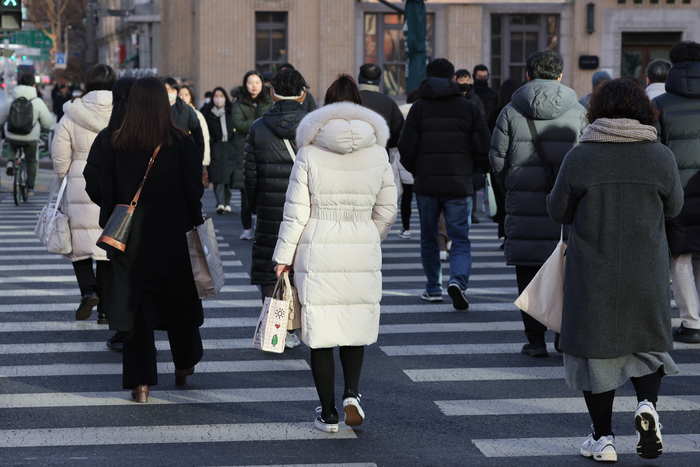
547 140 684 359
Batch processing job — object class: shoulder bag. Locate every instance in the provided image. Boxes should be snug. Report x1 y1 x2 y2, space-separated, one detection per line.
482 172 497 218
96 145 161 253
34 176 72 254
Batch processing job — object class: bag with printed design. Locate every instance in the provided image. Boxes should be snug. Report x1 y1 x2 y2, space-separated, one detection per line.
253 272 293 353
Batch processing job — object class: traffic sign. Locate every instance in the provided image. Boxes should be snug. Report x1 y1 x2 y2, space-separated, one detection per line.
54 51 67 69
0 0 21 32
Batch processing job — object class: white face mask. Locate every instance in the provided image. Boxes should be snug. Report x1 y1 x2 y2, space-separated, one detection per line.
168 92 177 105
213 97 226 108
204 97 211 104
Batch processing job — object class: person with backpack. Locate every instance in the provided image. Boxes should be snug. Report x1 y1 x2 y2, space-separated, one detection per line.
0 74 53 195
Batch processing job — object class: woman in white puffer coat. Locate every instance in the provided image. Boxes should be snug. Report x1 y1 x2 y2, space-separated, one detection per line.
52 64 117 324
273 74 397 433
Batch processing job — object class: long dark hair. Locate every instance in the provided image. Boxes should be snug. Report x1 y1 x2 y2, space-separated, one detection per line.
240 70 268 104
202 86 232 114
77 64 117 101
112 76 187 152
324 74 362 105
107 77 137 134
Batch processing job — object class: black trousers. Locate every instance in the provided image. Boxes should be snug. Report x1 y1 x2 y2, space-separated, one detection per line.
400 183 413 230
515 265 548 348
122 307 203 389
311 346 364 420
72 259 111 315
240 189 252 229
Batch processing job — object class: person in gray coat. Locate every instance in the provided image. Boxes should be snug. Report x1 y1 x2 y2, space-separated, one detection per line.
489 51 587 357
548 78 683 462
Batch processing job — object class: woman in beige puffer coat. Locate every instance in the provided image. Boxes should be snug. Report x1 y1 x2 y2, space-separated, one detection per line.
52 64 117 324
273 75 397 433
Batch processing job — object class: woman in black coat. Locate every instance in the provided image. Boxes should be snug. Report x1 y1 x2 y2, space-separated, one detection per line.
100 76 205 403
547 79 683 462
201 87 236 214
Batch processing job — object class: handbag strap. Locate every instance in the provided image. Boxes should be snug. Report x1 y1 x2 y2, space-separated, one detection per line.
525 119 556 191
130 145 162 207
283 139 296 161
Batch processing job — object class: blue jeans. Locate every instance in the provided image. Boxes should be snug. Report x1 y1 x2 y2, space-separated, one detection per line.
415 194 472 295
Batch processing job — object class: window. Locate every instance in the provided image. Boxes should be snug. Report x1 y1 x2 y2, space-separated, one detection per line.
490 14 559 90
364 13 434 96
621 32 681 83
255 12 287 73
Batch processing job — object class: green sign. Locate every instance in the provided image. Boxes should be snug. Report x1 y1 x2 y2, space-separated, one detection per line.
10 29 51 61
4 1 19 7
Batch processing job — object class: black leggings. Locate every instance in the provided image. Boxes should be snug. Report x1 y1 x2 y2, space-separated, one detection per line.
310 346 364 420
72 259 110 315
240 189 252 229
400 183 414 230
583 368 664 439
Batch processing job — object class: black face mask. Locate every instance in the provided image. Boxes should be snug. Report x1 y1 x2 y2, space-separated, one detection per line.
475 78 489 88
458 83 473 94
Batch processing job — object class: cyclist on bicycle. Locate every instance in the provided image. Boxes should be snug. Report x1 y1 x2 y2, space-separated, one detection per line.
0 74 53 196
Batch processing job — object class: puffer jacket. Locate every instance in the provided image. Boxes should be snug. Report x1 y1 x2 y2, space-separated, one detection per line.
654 60 700 256
232 95 273 190
52 91 112 261
244 99 307 285
0 85 52 141
489 79 587 266
272 103 397 349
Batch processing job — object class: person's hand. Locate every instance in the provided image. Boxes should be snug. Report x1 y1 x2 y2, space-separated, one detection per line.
202 167 209 188
274 264 291 277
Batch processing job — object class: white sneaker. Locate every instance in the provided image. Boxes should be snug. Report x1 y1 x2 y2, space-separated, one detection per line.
239 229 254 240
216 205 225 215
284 331 301 348
440 250 448 261
635 400 663 459
398 229 411 239
343 395 365 427
224 205 231 212
580 434 617 462
446 240 452 252
314 406 339 433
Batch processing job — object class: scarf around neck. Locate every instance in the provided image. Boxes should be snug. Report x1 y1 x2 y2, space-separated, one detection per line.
580 118 657 143
211 105 228 142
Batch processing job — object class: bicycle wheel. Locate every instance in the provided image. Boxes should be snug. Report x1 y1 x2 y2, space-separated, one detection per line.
12 160 20 206
20 157 28 202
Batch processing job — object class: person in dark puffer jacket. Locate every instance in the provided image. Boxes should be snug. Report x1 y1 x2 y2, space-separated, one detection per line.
243 68 308 348
357 63 405 149
654 40 700 344
489 51 587 357
398 58 491 311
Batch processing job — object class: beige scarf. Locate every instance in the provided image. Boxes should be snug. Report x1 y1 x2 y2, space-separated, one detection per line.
580 118 657 143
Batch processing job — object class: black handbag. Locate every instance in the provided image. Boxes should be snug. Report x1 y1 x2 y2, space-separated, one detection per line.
96 145 161 253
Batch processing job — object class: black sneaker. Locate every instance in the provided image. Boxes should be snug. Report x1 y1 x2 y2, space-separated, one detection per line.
106 332 124 351
521 343 548 358
447 283 469 310
314 406 339 433
75 289 99 321
673 324 700 344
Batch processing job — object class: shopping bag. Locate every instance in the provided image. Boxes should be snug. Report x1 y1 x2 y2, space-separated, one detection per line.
389 147 404 199
35 176 72 255
253 274 290 353
282 272 302 331
187 218 225 298
482 173 497 218
514 229 566 333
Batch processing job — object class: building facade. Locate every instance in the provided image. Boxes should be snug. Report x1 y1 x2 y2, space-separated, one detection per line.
94 0 700 105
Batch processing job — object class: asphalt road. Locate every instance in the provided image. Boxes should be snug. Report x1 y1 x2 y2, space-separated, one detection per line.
0 182 698 467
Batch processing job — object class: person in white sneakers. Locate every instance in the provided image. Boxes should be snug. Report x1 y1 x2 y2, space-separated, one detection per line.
547 78 681 462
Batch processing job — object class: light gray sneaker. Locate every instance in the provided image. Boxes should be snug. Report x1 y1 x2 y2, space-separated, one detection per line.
580 433 617 462
239 229 254 240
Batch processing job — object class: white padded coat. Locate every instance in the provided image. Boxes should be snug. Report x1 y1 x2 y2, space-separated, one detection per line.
272 102 397 349
51 91 112 261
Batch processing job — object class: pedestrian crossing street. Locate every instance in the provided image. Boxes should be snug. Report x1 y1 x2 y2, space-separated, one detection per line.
1 190 699 466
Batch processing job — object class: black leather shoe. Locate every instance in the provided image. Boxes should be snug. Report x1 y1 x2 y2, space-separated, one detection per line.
521 343 548 358
471 215 480 224
97 313 108 325
106 332 124 351
75 290 99 321
673 324 700 344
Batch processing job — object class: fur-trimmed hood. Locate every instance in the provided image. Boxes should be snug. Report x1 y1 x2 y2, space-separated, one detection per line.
296 102 389 154
63 90 112 133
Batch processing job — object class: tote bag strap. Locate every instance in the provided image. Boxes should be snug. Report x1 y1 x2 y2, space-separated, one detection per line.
525 119 556 191
130 144 162 207
283 139 296 161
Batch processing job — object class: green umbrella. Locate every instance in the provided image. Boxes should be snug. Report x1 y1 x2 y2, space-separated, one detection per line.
404 0 427 92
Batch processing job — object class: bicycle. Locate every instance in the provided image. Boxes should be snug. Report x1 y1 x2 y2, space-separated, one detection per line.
4 141 29 206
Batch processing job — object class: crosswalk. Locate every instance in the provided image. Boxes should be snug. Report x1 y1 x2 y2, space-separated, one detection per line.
1 188 699 465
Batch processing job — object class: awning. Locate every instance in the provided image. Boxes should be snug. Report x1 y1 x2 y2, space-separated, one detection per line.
123 53 139 64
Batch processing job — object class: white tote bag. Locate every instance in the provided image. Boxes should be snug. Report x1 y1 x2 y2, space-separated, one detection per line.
514 228 566 333
253 273 291 353
482 173 497 218
34 176 72 255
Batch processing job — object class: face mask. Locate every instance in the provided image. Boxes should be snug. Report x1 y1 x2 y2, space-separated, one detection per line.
213 97 226 108
458 83 473 93
168 92 177 104
475 78 489 87
204 97 211 104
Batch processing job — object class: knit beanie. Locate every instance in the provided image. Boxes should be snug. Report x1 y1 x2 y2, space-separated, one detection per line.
359 63 382 85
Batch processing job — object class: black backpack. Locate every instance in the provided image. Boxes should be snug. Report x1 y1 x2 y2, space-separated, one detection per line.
8 97 36 135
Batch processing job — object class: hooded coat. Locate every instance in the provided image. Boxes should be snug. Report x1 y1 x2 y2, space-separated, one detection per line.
51 91 113 262
654 60 700 256
232 95 274 190
244 99 307 285
489 79 587 266
272 102 397 349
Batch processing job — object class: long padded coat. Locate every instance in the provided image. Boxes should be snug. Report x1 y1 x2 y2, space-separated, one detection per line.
488 79 587 266
272 103 397 349
232 95 273 190
51 91 112 262
654 60 700 256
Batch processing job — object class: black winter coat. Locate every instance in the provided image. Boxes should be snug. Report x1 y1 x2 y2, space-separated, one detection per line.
232 95 274 190
83 128 110 206
397 77 491 198
202 106 236 185
100 135 204 333
654 60 700 256
474 83 500 122
243 100 306 285
172 97 205 157
359 87 405 148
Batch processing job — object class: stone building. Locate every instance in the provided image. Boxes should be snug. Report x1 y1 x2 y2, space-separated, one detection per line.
94 0 700 105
